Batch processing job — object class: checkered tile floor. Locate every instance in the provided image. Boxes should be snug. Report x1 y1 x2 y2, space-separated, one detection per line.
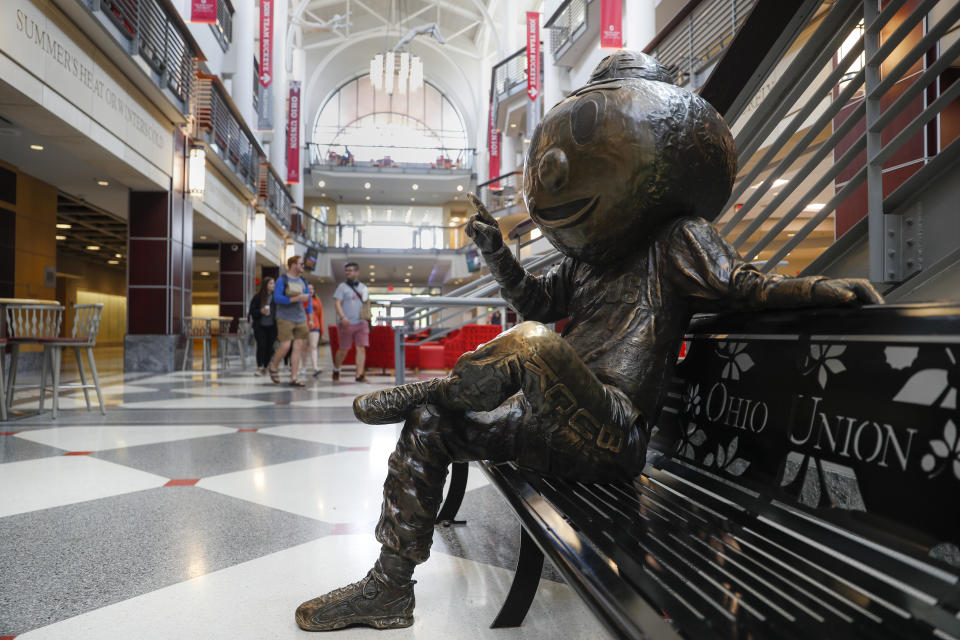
0 366 611 639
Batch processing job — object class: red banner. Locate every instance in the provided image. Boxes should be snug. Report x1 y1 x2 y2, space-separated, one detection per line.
259 0 273 87
191 0 216 24
600 0 623 49
286 82 300 184
488 101 500 187
526 11 540 101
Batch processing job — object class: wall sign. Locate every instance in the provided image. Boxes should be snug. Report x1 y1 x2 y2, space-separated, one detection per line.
259 0 273 87
191 0 216 24
600 0 623 49
286 81 300 184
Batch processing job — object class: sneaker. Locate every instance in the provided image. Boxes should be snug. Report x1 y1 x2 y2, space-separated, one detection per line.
295 569 415 632
353 380 440 424
332 370 340 381
355 374 368 383
312 368 323 378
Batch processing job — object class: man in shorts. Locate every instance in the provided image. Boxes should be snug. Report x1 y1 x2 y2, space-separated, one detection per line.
268 255 312 387
332 262 369 382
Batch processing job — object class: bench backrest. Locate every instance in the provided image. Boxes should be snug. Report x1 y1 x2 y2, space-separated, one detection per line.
652 302 960 565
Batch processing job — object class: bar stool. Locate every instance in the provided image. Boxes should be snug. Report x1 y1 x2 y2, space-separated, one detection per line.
5 304 65 413
38 303 105 418
0 337 7 421
181 317 213 370
218 317 246 371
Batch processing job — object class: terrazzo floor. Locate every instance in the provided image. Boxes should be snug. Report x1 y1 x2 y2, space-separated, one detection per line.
0 361 613 639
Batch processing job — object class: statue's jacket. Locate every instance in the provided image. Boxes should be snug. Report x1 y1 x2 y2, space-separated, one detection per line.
482 215 829 427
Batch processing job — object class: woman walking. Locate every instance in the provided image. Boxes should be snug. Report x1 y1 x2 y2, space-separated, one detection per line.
304 284 325 376
249 277 277 375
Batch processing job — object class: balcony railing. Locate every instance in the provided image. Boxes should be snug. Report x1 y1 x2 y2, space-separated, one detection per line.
86 0 200 110
193 73 261 193
492 47 529 100
477 171 522 214
260 163 293 231
544 0 589 58
307 143 474 173
210 0 233 51
645 0 756 89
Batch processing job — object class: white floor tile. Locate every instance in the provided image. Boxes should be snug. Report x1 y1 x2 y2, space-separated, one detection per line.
18 535 613 640
0 456 168 517
119 397 275 409
261 422 402 448
15 425 237 452
197 451 392 523
289 396 357 408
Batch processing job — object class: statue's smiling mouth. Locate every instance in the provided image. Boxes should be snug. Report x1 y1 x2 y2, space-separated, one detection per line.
534 196 599 228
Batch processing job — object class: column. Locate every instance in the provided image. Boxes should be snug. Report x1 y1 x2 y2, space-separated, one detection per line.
219 240 246 330
125 129 193 371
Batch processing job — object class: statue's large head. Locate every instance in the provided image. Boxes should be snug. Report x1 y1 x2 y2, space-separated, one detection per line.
522 51 737 264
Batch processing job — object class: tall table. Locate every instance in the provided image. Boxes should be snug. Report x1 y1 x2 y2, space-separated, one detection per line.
182 316 235 371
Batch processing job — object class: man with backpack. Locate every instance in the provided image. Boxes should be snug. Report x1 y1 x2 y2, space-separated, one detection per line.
268 255 312 386
332 261 369 382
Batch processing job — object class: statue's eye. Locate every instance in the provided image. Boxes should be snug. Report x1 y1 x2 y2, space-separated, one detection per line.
571 93 604 145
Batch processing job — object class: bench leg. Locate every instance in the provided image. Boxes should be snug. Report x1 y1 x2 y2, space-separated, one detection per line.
435 461 468 526
491 527 544 628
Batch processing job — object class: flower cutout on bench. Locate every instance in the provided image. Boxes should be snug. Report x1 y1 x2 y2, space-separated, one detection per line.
702 435 750 477
676 421 707 461
682 383 702 418
801 343 846 389
716 342 753 380
893 347 958 409
920 419 960 481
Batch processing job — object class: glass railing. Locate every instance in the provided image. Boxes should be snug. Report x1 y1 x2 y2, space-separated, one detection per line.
492 47 529 99
289 216 470 251
84 0 199 111
477 171 523 214
307 143 474 172
545 0 589 58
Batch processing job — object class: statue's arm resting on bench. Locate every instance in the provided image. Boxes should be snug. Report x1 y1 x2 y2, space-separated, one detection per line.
665 217 884 311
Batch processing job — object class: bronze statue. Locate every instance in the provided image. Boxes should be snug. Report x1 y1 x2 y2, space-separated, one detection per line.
294 51 883 632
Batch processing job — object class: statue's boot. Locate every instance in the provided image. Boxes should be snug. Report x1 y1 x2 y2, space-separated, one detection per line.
295 557 416 631
353 379 443 424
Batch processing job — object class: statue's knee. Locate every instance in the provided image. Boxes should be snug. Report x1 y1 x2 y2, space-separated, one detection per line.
509 321 565 355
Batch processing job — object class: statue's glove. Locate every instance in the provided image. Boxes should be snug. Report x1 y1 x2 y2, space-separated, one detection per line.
466 193 504 253
811 278 884 305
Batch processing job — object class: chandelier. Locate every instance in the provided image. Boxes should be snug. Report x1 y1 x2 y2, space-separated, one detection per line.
370 51 423 94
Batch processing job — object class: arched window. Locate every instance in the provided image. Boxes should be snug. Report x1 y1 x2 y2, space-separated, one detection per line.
312 76 469 167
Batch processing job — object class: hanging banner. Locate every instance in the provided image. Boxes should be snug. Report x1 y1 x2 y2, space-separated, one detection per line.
600 0 623 49
488 101 500 187
286 82 301 184
526 11 540 101
259 0 273 87
191 0 217 24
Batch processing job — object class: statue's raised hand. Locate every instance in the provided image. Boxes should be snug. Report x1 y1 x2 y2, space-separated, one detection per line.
466 193 503 253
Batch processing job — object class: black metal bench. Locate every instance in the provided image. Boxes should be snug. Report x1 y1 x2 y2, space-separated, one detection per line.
441 302 960 639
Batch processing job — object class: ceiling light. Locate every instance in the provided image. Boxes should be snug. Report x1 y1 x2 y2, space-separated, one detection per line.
404 278 410 283
365 196 371 200
804 203 825 211
510 123 517 128
188 147 206 197
456 185 463 192
107 259 119 265
321 192 326 197
370 278 375 282
410 197 415 202
30 144 43 151
364 182 371 189
97 180 109 186
55 235 66 240
369 265 375 268
86 245 100 251
115 253 122 258
56 223 71 229
201 271 211 276
448 221 456 226
318 180 326 187
407 265 413 269
411 184 419 191
451 217 460 222
405 272 411 276
199 235 207 240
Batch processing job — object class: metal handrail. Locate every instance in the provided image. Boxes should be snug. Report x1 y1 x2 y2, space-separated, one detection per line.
193 73 263 193
476 171 523 214
544 0 589 57
259 163 293 230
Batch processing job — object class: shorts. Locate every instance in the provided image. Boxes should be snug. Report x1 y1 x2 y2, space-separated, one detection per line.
277 318 309 342
340 321 369 348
